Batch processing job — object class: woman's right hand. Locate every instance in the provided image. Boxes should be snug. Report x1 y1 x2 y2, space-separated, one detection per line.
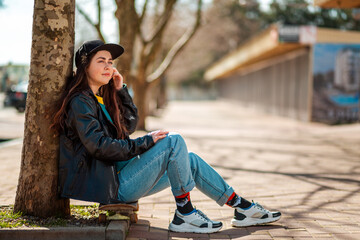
148 130 169 143
112 68 124 91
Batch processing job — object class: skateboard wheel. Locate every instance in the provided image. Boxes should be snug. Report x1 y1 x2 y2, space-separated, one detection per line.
99 213 107 223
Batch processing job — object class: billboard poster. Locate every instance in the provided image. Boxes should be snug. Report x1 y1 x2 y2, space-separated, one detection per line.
312 43 360 124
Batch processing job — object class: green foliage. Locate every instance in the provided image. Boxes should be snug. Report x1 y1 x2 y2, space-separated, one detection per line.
0 204 105 228
216 0 267 46
264 0 360 30
70 204 105 218
0 206 41 228
210 0 360 63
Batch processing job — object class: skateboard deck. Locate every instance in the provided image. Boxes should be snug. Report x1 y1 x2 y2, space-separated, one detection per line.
98 202 139 223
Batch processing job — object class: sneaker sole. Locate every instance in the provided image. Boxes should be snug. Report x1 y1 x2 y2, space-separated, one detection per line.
169 222 222 233
231 215 281 227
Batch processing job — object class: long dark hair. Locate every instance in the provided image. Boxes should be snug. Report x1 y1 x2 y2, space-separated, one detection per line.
50 53 128 139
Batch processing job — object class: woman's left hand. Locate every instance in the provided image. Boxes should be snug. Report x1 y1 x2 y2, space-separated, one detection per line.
149 130 169 143
112 68 124 90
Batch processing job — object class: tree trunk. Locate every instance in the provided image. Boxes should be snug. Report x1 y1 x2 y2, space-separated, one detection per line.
133 77 149 130
14 0 75 218
115 0 138 84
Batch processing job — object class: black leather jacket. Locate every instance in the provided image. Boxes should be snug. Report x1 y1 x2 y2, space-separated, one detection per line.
58 85 155 204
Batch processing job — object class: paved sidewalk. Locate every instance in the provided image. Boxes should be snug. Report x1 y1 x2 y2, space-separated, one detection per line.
131 101 360 239
1 101 360 239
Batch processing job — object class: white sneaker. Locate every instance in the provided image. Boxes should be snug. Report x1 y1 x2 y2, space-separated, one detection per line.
169 209 223 233
231 202 281 227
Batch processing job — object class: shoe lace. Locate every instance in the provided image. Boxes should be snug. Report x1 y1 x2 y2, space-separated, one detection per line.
253 201 270 213
195 209 211 222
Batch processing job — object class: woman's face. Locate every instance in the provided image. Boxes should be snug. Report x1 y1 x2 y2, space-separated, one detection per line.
87 50 114 93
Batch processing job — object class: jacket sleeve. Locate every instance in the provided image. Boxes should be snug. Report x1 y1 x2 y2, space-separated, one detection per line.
68 94 155 162
117 85 138 134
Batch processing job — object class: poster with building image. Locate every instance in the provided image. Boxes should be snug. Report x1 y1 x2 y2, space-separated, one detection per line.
312 43 360 124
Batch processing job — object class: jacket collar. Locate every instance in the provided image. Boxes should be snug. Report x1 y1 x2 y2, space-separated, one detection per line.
82 86 97 101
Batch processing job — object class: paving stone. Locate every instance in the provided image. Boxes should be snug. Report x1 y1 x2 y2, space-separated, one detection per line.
208 233 231 239
168 231 210 239
129 224 150 232
312 234 335 239
2 101 360 239
333 233 360 240
127 230 169 240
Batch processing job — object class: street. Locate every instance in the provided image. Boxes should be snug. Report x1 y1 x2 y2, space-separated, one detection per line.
0 93 25 141
1 99 360 239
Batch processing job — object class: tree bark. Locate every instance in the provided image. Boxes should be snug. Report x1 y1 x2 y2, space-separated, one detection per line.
14 0 75 218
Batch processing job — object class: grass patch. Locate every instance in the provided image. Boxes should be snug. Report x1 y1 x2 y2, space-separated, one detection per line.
0 204 107 229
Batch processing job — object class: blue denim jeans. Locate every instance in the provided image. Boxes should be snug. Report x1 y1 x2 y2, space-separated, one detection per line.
117 132 234 206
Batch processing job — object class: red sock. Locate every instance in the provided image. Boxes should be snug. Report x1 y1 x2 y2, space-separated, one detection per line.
176 192 190 200
226 192 252 209
226 192 236 207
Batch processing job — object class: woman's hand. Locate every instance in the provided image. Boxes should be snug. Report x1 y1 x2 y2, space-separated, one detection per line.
148 130 169 143
112 68 124 90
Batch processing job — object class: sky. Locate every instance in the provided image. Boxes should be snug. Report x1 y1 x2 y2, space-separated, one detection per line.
0 0 273 66
0 0 34 65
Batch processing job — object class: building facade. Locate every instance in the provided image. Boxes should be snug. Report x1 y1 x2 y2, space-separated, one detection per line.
205 25 360 124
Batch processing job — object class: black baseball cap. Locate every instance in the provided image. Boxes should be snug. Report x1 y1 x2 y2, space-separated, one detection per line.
75 40 124 68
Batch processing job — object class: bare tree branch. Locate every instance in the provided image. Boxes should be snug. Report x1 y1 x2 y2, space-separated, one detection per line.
76 2 106 42
139 0 177 75
139 0 148 25
137 0 149 43
76 4 95 26
147 0 203 83
146 0 176 44
97 0 102 32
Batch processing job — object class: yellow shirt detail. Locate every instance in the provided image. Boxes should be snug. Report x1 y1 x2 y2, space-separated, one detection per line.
95 95 104 105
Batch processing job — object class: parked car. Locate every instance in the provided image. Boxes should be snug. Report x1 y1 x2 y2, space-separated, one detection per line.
3 81 28 112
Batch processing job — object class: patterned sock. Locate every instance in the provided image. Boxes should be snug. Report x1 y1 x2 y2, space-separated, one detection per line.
226 192 252 209
175 192 194 215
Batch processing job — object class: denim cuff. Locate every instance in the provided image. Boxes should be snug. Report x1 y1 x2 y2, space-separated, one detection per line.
216 186 235 206
171 180 195 197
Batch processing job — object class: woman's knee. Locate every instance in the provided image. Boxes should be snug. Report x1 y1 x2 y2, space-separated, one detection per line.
168 132 186 148
168 132 183 139
188 152 201 170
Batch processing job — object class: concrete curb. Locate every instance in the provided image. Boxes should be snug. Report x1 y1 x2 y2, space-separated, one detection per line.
0 220 129 240
106 221 129 240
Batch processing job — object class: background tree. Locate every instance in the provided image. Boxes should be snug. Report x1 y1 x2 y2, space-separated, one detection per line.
77 0 203 130
166 0 265 94
14 0 75 217
265 0 360 30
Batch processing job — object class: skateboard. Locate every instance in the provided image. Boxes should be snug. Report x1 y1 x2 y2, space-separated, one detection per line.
98 202 139 223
